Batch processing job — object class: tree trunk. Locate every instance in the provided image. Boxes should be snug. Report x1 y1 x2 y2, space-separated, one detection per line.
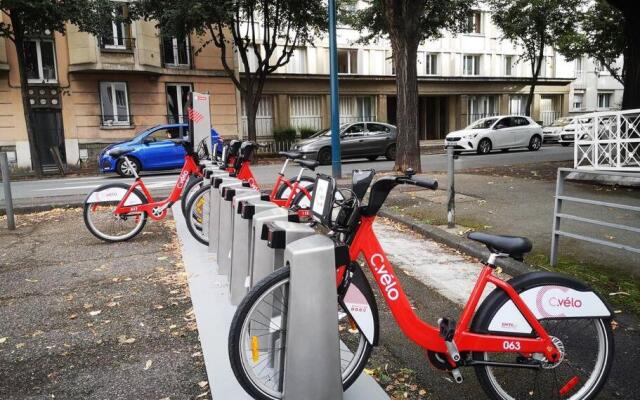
525 45 545 118
244 90 258 142
392 39 421 173
11 16 43 177
621 18 640 109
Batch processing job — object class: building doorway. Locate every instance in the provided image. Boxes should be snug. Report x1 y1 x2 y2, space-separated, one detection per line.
418 96 449 140
30 109 65 167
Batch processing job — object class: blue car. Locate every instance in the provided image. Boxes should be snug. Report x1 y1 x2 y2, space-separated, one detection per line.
98 124 223 177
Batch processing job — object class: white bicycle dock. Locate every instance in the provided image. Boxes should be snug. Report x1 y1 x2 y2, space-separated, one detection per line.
173 176 388 399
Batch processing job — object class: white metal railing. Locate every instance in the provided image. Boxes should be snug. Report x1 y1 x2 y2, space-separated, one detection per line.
572 108 640 171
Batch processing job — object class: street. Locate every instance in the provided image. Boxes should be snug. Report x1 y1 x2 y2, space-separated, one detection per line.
3 146 573 206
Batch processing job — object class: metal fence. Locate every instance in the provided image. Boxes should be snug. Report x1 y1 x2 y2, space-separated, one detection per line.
572 108 640 171
241 136 296 155
550 168 640 266
541 111 561 126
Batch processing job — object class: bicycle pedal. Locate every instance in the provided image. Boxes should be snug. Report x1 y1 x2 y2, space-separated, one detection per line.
438 317 457 341
451 368 464 384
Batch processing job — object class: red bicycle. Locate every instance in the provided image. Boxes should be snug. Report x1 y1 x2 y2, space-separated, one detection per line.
228 170 614 400
184 147 317 245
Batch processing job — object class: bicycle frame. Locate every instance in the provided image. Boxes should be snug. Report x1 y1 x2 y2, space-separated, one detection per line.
113 154 204 221
268 159 312 208
348 215 560 364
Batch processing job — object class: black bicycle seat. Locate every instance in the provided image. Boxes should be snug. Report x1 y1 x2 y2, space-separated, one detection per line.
108 147 134 158
467 232 532 260
296 159 320 171
279 150 302 160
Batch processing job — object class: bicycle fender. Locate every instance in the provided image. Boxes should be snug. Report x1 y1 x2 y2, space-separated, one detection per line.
472 271 613 336
338 263 379 346
85 183 144 206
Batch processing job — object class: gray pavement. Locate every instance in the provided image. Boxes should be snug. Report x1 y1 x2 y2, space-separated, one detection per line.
0 208 209 399
1 146 572 208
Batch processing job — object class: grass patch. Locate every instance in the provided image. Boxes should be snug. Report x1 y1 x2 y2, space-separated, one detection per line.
528 252 640 316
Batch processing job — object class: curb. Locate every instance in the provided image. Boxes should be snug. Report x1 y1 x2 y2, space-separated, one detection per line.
0 201 84 215
379 209 532 277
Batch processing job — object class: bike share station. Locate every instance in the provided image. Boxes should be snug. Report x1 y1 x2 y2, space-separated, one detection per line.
173 93 387 399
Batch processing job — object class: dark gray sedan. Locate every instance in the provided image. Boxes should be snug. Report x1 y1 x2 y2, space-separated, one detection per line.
291 122 397 165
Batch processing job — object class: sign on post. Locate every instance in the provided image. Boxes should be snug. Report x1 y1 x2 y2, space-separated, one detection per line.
188 92 212 154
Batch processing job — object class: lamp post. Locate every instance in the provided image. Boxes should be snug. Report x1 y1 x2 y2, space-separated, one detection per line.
328 0 342 178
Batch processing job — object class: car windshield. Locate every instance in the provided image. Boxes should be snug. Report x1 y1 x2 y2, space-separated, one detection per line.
551 118 571 127
133 127 156 141
309 124 349 138
467 118 498 129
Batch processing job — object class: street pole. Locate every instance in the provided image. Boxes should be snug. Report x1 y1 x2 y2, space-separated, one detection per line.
0 152 16 230
328 0 342 179
446 146 455 228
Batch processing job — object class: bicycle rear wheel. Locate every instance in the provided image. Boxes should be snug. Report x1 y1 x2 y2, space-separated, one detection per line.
228 266 373 400
472 276 614 400
83 183 148 242
181 176 204 217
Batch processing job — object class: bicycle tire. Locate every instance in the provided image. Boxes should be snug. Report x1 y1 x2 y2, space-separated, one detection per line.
228 266 373 400
471 274 615 400
274 176 314 201
181 175 204 217
83 183 148 242
185 183 211 246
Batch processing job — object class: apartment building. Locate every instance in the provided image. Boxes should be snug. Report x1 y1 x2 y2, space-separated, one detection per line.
0 6 239 170
240 8 581 141
568 56 624 115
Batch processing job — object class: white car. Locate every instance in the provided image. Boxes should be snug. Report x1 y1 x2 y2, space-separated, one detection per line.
543 117 572 144
557 117 592 147
444 115 543 155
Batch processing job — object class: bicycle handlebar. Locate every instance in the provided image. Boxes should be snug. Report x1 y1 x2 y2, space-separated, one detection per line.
397 176 438 190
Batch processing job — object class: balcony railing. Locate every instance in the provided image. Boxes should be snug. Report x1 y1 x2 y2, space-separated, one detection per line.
541 111 561 126
290 116 323 131
101 114 133 127
99 37 135 52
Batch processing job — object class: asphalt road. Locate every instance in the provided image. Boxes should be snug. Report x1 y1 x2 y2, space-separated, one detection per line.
3 146 572 204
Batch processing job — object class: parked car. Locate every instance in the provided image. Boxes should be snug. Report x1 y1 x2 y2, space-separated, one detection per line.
543 117 572 144
291 122 397 165
557 117 592 147
444 115 543 155
99 123 223 177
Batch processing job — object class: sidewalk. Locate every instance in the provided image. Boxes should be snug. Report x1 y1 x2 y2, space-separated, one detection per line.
0 209 209 399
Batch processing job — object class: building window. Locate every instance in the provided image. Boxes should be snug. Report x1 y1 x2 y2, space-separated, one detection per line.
504 55 513 76
575 58 583 78
100 4 132 50
425 53 438 75
100 82 130 126
463 55 480 75
509 95 528 115
465 11 482 34
338 48 358 74
572 92 584 111
340 96 376 123
166 84 192 124
25 37 57 83
286 48 307 74
290 95 322 131
467 95 499 124
597 92 612 109
162 36 190 67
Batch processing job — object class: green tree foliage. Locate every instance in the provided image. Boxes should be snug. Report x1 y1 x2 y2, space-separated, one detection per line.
557 0 639 109
137 0 326 141
0 0 117 175
345 0 473 172
488 0 581 117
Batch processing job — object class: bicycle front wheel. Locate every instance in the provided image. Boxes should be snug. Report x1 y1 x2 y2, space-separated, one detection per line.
83 183 148 242
181 175 204 217
185 184 210 245
228 266 373 400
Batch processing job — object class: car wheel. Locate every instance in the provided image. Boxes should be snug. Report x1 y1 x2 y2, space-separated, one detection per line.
385 144 396 161
367 155 378 161
116 157 140 177
476 139 492 155
317 148 332 165
528 135 542 151
561 142 571 147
